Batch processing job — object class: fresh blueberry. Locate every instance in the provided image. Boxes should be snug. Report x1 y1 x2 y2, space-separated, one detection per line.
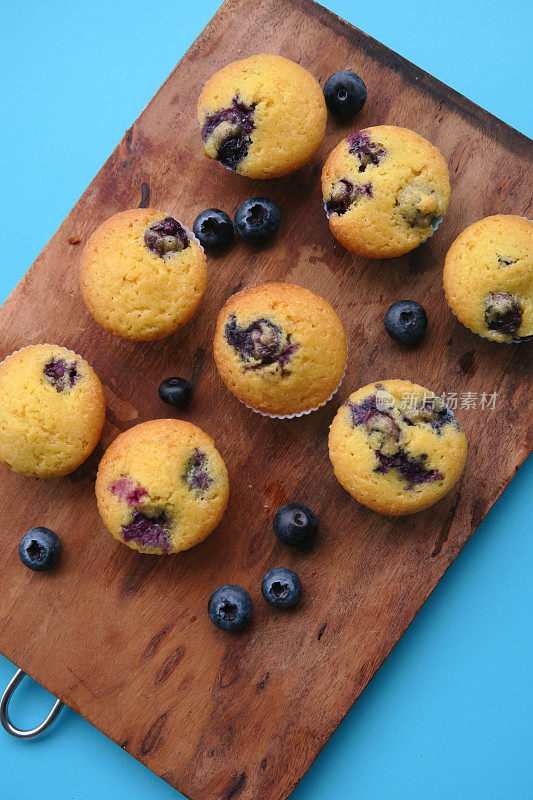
324 71 367 119
234 197 281 244
208 585 252 632
158 377 192 408
193 209 234 249
384 300 428 345
19 527 61 571
273 503 318 549
261 567 301 609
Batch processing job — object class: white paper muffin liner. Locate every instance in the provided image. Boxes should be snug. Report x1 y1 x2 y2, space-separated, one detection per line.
443 217 532 345
239 357 348 419
184 222 203 251
430 215 444 233
412 214 443 249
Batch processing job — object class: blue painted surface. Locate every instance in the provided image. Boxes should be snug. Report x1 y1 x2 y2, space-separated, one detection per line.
0 1 531 798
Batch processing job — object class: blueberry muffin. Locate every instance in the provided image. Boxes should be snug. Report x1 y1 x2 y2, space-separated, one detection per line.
322 126 450 258
80 209 207 340
443 215 532 342
329 380 467 515
0 345 105 478
198 54 327 179
213 282 346 417
95 419 229 554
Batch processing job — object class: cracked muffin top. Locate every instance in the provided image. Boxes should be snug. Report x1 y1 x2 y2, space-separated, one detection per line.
321 125 450 258
80 208 207 341
329 380 467 515
443 215 532 342
213 282 346 417
0 344 105 478
96 419 229 555
198 54 327 179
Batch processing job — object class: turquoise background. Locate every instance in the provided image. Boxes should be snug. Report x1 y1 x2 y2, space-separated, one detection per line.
0 0 531 797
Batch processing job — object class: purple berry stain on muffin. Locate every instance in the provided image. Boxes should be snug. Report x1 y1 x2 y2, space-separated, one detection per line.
277 342 298 369
110 476 148 506
374 449 443 488
225 314 298 372
144 216 189 257
182 449 213 494
402 399 459 435
43 358 80 392
357 183 373 198
484 292 522 335
202 95 256 171
111 475 170 548
347 396 401 442
347 392 447 488
326 179 373 216
121 510 171 551
347 130 386 172
347 394 380 426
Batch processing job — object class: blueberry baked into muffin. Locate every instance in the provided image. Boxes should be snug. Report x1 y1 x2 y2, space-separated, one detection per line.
329 380 467 515
213 282 347 417
80 209 207 340
0 344 105 478
96 420 229 554
198 54 327 179
321 125 450 258
443 215 532 342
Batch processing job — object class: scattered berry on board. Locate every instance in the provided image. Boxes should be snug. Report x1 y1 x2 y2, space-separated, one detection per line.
19 527 61 571
384 300 428 345
323 70 367 119
208 585 253 631
158 377 192 408
193 208 234 249
234 197 281 244
273 503 318 548
261 567 302 609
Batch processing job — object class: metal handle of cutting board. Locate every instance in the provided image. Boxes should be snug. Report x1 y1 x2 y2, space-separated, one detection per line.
0 668 64 739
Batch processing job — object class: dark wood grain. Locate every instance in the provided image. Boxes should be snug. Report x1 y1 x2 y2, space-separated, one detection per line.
0 1 532 798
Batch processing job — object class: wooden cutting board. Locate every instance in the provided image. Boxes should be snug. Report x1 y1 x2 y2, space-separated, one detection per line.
0 0 531 798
